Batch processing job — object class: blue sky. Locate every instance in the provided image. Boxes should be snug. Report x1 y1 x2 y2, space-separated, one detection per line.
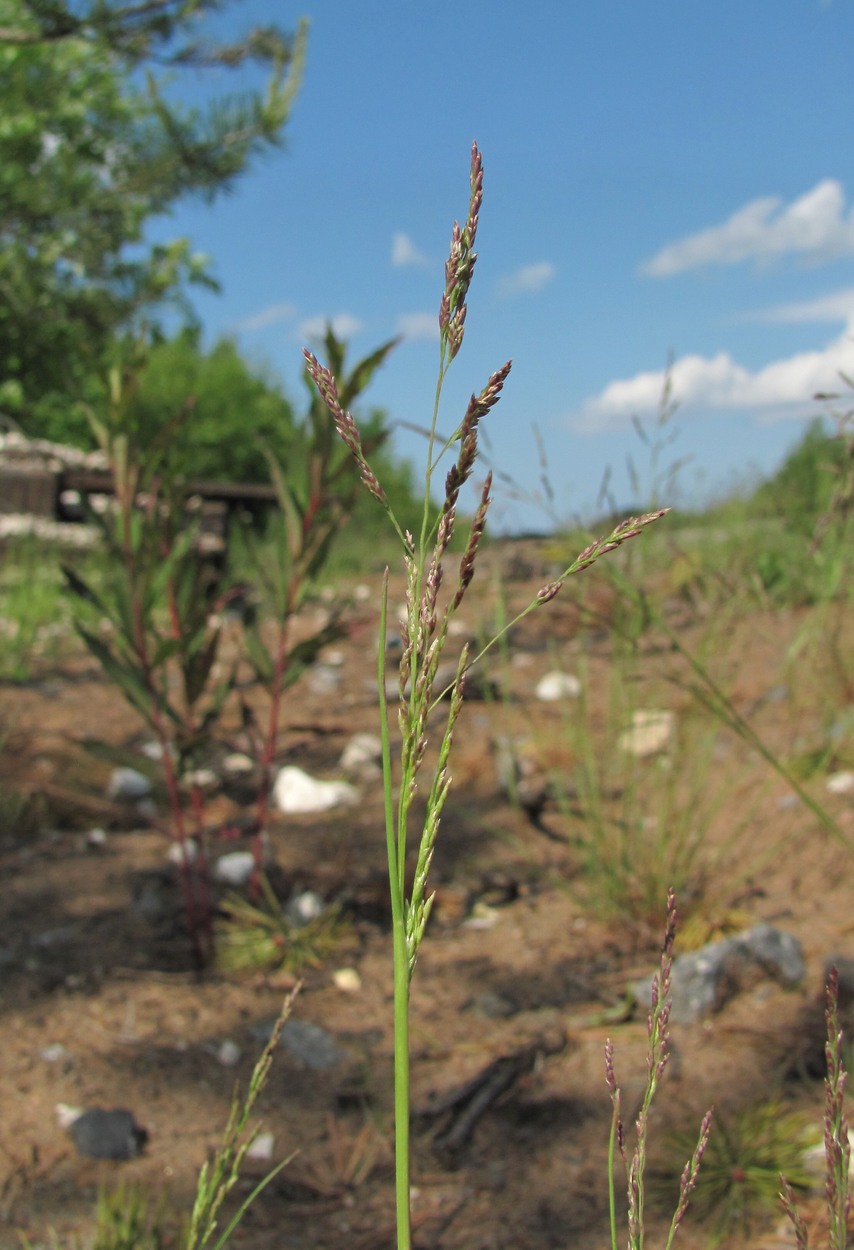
151 1 854 532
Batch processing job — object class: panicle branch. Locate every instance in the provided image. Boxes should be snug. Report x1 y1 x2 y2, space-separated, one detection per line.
439 141 484 359
302 350 389 507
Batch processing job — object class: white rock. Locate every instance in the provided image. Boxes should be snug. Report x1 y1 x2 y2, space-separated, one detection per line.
332 967 362 993
246 1131 275 1161
168 839 198 866
85 827 108 849
619 710 675 758
827 770 854 795
339 733 383 773
106 767 152 801
308 664 342 694
41 1043 70 1063
535 671 582 701
353 583 372 603
213 851 256 886
184 768 218 792
273 766 357 814
286 890 324 925
55 1103 84 1129
216 1040 242 1067
222 752 254 776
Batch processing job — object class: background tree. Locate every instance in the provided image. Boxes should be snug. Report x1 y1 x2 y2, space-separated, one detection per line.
0 0 307 439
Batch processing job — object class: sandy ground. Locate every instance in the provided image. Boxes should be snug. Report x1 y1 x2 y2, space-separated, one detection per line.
1 549 853 1250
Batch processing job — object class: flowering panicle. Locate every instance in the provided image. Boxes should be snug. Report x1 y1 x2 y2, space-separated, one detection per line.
439 142 484 359
443 360 512 512
453 473 492 611
302 350 388 507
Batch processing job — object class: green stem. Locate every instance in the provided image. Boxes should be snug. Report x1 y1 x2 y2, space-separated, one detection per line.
378 572 412 1250
607 1100 619 1250
391 913 412 1250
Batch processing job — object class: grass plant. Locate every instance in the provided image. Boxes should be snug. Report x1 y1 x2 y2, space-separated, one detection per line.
184 990 297 1250
605 890 713 1250
656 1098 815 1242
556 640 741 930
215 875 349 975
782 966 853 1250
0 536 82 680
90 1183 171 1250
306 141 665 1250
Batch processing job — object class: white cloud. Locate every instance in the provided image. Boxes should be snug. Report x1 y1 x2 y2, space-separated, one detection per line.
396 311 439 342
496 261 556 298
298 312 363 342
392 232 429 268
747 286 854 325
234 302 296 333
642 180 854 276
573 326 854 433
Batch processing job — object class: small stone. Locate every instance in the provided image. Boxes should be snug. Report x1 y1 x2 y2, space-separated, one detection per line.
273 766 357 814
827 771 854 796
286 890 324 926
353 583 372 603
106 767 152 802
41 1043 70 1063
66 1107 148 1160
184 768 218 793
463 902 500 929
167 839 198 866
340 733 382 774
332 967 362 993
222 753 254 776
619 710 675 758
247 1131 275 1161
280 1019 349 1070
214 851 255 886
216 1039 241 1067
308 664 342 694
85 827 108 849
535 671 582 701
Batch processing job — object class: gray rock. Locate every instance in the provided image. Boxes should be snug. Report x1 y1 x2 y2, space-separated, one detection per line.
67 1107 148 1160
106 767 152 802
635 923 806 1024
252 1017 349 1070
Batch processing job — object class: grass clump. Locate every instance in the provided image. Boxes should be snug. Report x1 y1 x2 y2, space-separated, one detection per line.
654 1099 816 1242
91 1183 171 1250
215 875 349 975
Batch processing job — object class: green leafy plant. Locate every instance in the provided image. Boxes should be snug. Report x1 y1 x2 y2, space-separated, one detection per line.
63 328 400 963
63 355 236 965
238 327 399 863
305 141 665 1250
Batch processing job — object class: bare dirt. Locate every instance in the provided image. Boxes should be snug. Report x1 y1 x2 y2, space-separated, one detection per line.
1 549 853 1250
